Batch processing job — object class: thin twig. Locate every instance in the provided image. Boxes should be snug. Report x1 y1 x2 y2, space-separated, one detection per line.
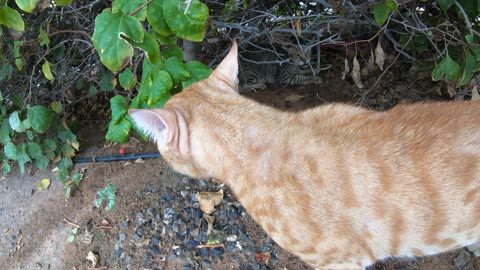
196 243 225 249
130 0 154 16
64 218 81 228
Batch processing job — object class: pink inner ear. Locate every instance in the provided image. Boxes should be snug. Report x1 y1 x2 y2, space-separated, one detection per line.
128 109 169 144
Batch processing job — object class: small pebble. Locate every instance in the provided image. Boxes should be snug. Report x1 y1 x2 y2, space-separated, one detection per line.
114 246 122 258
136 213 144 225
210 247 223 257
134 234 141 242
199 179 207 187
119 233 126 242
151 236 159 245
181 190 189 197
150 245 160 255
121 220 130 229
184 239 198 251
190 194 198 203
146 208 154 216
9 235 16 241
226 235 237 242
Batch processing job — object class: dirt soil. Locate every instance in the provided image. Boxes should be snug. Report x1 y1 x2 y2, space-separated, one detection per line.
0 75 479 270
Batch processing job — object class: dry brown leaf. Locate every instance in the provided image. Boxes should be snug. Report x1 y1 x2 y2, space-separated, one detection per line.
205 214 215 235
197 189 224 214
255 252 271 265
375 41 385 71
472 85 480 101
86 251 99 267
351 56 364 88
101 219 110 226
367 50 375 70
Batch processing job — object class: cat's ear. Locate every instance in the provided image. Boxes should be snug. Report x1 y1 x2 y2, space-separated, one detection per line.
210 41 239 93
128 109 174 146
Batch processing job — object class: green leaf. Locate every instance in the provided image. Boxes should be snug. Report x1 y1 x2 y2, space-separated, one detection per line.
0 5 25 30
42 60 54 81
110 95 128 124
73 172 83 185
22 119 31 130
89 85 98 96
165 57 191 83
458 50 477 86
17 143 31 174
153 32 177 45
35 155 49 170
163 0 209 42
386 0 398 12
38 27 50 46
28 105 53 133
373 3 390 25
14 41 23 71
58 157 73 172
438 0 454 11
92 10 144 72
4 142 17 160
27 142 42 159
0 60 13 81
0 118 12 143
67 235 75 242
37 178 51 190
26 130 33 140
61 144 75 158
54 0 74 6
9 111 25 132
106 118 131 143
160 45 183 60
100 73 115 91
147 0 173 36
182 61 212 88
458 0 478 18
119 68 137 90
124 32 160 64
50 101 62 113
42 138 57 151
113 0 148 21
96 183 117 210
2 163 11 175
148 70 173 106
432 54 461 81
58 130 79 151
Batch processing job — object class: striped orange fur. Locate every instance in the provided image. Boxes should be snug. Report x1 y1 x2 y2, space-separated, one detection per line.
129 42 480 270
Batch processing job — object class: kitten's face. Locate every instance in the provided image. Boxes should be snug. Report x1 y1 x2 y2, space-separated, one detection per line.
129 42 240 179
288 45 311 66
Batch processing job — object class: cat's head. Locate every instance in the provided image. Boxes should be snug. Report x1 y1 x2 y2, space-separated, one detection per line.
128 42 239 178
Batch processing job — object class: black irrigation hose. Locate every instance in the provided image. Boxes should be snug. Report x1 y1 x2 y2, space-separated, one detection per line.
74 152 161 164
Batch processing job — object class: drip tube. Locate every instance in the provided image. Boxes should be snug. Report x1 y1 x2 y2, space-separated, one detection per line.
74 152 161 163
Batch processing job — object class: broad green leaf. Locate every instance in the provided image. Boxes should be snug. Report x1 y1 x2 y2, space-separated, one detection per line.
106 118 131 143
148 70 173 106
73 172 83 185
100 73 115 91
38 27 50 46
386 0 398 12
458 0 478 18
119 68 137 90
26 130 33 140
89 85 98 96
0 118 11 143
110 95 128 124
58 156 73 171
75 79 85 90
35 155 49 170
37 178 51 190
61 144 75 158
150 93 171 108
4 142 17 160
22 119 31 130
0 60 13 81
154 32 177 45
42 60 54 81
124 32 160 64
50 101 62 113
58 130 79 150
163 0 209 42
27 105 53 133
147 0 173 36
45 150 55 160
54 0 74 6
160 45 183 60
432 54 461 81
0 5 25 30
373 3 390 25
2 163 11 175
42 138 57 151
137 58 165 103
9 111 25 132
113 0 148 21
438 0 454 11
14 41 24 71
27 142 42 159
165 57 191 83
92 10 144 71
182 61 212 88
459 50 477 86
17 143 31 174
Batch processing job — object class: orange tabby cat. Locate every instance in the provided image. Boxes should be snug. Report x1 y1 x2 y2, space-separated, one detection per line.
129 42 480 269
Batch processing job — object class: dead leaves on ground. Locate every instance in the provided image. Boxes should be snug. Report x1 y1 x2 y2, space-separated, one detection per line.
345 40 386 89
196 189 223 214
